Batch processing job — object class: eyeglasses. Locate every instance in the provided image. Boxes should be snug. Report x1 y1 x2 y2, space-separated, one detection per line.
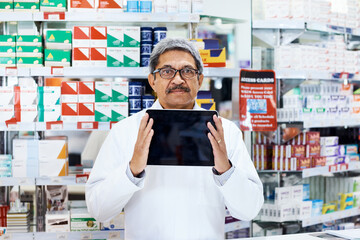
153 67 200 80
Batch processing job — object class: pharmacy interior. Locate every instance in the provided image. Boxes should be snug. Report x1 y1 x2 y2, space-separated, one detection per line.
1 0 360 239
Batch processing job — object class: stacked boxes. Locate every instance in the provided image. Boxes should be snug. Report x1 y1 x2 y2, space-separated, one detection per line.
61 81 78 122
111 79 129 121
16 35 43 67
107 26 140 67
14 85 38 122
0 0 13 11
46 210 70 232
40 0 66 11
14 0 39 11
44 29 72 67
0 155 12 177
38 81 61 122
73 26 107 67
70 208 99 231
0 86 14 122
78 81 95 121
12 139 39 177
0 35 16 66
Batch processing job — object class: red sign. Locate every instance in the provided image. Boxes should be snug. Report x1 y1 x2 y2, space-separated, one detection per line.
239 69 277 131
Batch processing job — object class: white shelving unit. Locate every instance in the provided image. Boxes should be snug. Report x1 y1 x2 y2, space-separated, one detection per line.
0 12 200 23
275 69 357 80
302 208 360 227
302 162 360 178
0 177 35 186
0 176 86 186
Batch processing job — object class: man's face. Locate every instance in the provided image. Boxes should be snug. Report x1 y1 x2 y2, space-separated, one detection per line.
148 50 204 109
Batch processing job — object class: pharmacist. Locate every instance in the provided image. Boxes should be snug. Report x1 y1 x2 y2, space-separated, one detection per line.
86 38 263 239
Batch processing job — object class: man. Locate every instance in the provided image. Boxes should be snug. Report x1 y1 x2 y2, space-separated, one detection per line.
86 38 263 240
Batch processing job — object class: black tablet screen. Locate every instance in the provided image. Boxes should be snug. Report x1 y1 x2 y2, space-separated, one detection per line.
146 109 217 166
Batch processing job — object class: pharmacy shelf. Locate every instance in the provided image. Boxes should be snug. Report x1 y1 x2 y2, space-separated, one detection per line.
0 67 239 78
0 12 199 23
0 122 115 131
302 207 360 227
0 177 35 186
302 162 360 178
303 118 360 128
0 233 33 240
11 231 124 240
36 176 85 186
275 69 357 80
253 20 359 36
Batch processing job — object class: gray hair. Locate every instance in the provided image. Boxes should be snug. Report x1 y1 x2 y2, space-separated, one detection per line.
149 38 204 75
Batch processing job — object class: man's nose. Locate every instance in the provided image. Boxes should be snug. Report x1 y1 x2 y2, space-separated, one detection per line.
171 71 185 84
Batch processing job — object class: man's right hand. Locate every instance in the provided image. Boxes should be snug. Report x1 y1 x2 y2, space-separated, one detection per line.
130 113 154 177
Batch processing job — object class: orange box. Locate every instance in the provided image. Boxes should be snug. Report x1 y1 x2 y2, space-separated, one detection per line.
291 145 306 158
61 103 78 122
61 81 78 103
297 157 311 170
78 81 95 102
90 27 107 47
73 47 91 66
307 144 321 157
312 156 326 168
78 102 95 121
73 26 90 47
90 47 107 66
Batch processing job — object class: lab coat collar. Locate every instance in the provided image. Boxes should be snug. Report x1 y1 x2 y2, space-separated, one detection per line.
151 99 202 110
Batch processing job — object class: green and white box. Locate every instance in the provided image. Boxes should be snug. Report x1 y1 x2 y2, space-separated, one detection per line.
0 46 15 57
16 57 43 67
95 82 112 102
45 30 72 49
112 80 128 102
0 35 15 46
16 46 43 57
95 102 111 122
0 0 13 11
70 208 100 231
44 49 71 67
107 48 123 67
16 35 42 47
107 26 123 47
38 86 61 106
38 105 61 122
40 0 66 12
112 102 128 121
0 57 15 66
123 47 139 67
14 1 39 11
123 26 140 47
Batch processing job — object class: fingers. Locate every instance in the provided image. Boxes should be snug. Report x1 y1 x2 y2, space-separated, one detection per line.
213 115 224 136
144 129 154 148
139 113 150 132
207 132 218 149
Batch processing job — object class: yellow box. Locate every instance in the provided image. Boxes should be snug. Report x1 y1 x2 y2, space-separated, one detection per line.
322 203 336 214
199 48 226 67
338 193 354 210
196 99 216 110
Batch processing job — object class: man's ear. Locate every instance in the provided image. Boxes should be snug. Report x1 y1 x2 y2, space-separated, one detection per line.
198 73 204 88
148 73 156 92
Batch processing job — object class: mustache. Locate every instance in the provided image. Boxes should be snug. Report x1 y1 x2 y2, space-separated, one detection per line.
166 85 190 94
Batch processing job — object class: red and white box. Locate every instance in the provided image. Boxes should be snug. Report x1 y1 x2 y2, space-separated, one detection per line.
73 26 90 47
0 105 14 123
78 103 95 121
78 81 95 102
72 47 91 67
98 0 123 11
306 144 321 157
68 0 95 12
90 26 107 47
61 81 78 103
15 105 37 122
62 103 78 122
90 48 107 67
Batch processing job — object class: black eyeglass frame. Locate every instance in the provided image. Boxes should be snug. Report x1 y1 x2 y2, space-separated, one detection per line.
152 67 201 80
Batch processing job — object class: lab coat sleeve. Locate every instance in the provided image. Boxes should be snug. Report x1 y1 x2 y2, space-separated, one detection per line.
85 126 143 222
217 121 264 221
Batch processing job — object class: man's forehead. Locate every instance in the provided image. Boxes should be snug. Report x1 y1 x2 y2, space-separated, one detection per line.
157 51 196 68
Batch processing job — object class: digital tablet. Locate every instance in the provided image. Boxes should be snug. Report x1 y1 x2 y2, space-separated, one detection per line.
146 109 218 166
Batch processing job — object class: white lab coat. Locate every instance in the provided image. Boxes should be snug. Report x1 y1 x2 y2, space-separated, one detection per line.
86 100 263 240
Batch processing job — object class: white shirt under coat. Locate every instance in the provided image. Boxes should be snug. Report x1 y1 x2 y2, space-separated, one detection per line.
86 100 264 240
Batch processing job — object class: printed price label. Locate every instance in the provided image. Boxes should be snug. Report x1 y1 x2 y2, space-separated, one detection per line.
7 124 18 131
109 232 121 239
51 66 64 76
3 234 12 239
19 178 28 185
81 233 92 239
5 67 17 76
57 233 68 240
110 121 117 129
52 177 61 183
329 164 338 173
189 14 199 21
44 12 65 20
77 122 99 130
339 163 349 171
46 121 63 130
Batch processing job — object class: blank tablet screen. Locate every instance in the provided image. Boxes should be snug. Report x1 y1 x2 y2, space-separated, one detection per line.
146 109 217 166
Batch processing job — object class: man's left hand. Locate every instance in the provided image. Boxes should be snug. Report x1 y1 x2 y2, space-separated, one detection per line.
207 115 231 174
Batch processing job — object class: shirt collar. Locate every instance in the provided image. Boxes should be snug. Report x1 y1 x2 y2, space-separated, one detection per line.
151 99 202 110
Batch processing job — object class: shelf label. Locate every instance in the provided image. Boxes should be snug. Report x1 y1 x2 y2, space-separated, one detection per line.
19 178 30 185
339 163 349 171
51 177 62 184
189 14 199 22
77 122 99 130
51 66 64 76
329 164 338 173
7 123 18 131
57 233 68 240
3 234 12 239
46 121 63 130
76 174 89 184
44 12 65 20
141 14 151 21
110 121 117 129
5 67 17 76
81 233 92 239
109 232 121 239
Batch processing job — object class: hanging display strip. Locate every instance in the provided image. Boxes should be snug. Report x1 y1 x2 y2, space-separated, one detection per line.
239 69 277 131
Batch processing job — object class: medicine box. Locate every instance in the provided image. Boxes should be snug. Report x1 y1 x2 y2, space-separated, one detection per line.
45 30 72 49
61 81 78 103
98 0 122 11
0 57 15 66
38 105 61 122
112 102 128 121
61 103 78 122
44 49 71 67
16 35 42 47
0 1 13 11
0 35 15 46
67 0 95 11
107 26 123 47
78 102 95 121
16 57 43 67
123 27 140 48
95 103 111 122
0 86 14 105
16 46 43 57
112 81 128 102
14 105 38 122
38 86 61 106
12 139 39 177
95 82 112 102
90 26 107 47
78 81 95 102
0 105 14 122
100 212 124 230
40 0 66 12
70 208 100 231
0 46 15 57
45 210 70 232
38 139 68 160
14 1 39 11
72 47 90 66
73 26 90 47
107 47 123 67
123 47 139 67
90 47 107 67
